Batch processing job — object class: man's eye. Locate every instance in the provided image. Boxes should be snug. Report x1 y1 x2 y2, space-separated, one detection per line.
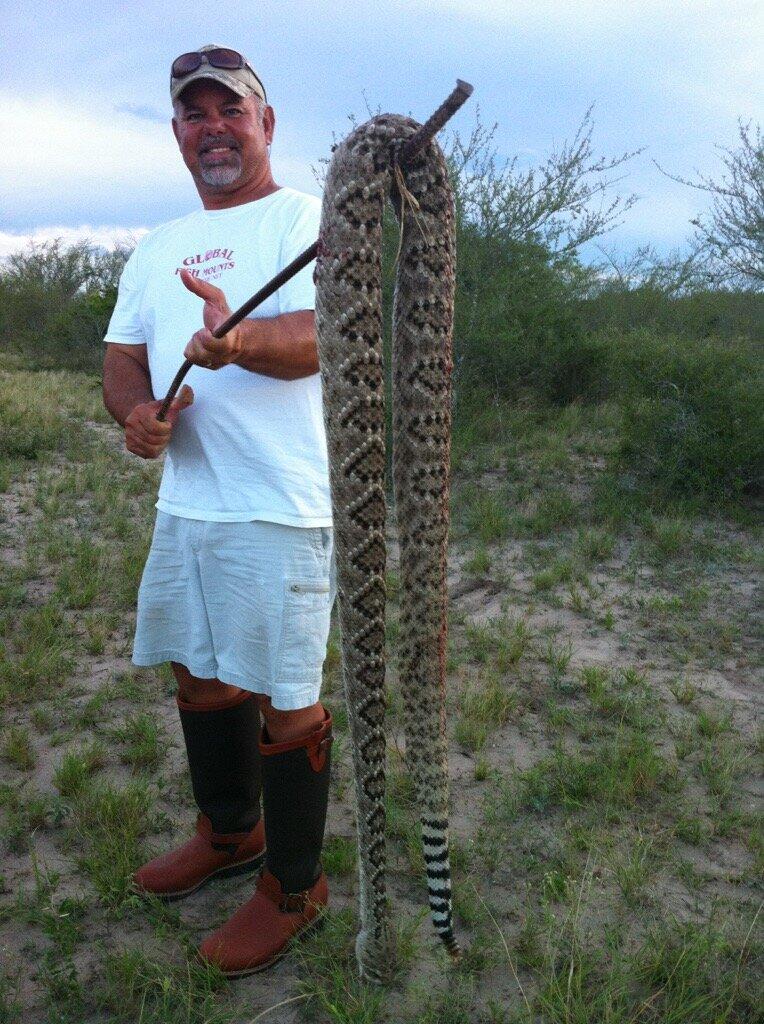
224 108 242 116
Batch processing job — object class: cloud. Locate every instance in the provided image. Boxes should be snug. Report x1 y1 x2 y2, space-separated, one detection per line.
426 0 762 123
114 102 168 124
0 225 148 262
0 90 193 228
0 91 182 186
0 89 318 231
431 0 652 31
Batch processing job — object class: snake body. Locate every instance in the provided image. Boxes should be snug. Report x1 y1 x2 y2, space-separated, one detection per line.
314 114 457 982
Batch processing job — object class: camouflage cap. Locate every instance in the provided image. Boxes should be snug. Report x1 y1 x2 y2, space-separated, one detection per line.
171 44 267 104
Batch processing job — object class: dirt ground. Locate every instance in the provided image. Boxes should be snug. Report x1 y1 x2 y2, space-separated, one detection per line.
0 383 761 1023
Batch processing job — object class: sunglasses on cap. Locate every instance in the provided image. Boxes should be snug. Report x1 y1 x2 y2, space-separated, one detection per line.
171 48 267 100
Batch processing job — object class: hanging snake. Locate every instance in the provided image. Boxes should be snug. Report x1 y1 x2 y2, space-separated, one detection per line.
314 114 459 983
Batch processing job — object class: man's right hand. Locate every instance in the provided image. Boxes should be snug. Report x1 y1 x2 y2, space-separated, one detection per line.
124 385 194 459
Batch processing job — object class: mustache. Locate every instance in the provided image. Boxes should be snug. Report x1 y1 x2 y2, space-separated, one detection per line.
198 136 240 154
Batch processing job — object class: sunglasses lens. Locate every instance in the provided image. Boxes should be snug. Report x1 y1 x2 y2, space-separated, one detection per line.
207 48 244 70
172 52 202 77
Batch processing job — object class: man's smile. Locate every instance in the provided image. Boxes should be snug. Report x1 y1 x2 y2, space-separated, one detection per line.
200 142 240 160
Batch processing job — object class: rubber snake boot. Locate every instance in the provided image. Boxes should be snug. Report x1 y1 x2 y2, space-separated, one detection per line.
198 708 332 974
133 688 265 900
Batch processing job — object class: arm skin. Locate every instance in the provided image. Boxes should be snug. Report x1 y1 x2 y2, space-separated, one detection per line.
103 342 194 459
103 342 154 428
179 268 319 379
103 270 318 460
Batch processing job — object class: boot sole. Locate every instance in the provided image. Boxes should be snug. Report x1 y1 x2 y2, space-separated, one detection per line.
216 911 326 978
137 849 266 903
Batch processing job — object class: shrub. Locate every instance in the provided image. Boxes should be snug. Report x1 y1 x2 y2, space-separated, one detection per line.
47 288 119 374
611 330 763 500
0 239 128 374
453 235 608 405
581 284 764 342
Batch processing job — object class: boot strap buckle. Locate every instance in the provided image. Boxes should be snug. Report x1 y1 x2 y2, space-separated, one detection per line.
279 891 310 913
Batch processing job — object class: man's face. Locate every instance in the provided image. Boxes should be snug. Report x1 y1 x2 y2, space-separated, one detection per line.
172 80 274 192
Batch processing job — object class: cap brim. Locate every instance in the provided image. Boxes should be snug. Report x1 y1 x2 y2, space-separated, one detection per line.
171 67 261 103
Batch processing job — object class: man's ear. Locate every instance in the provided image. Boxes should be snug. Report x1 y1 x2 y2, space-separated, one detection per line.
263 105 276 146
171 117 180 147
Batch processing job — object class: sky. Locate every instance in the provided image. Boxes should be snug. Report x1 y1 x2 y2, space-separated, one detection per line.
2 0 762 262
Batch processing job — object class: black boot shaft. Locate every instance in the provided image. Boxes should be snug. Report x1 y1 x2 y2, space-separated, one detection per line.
178 689 262 836
260 710 332 893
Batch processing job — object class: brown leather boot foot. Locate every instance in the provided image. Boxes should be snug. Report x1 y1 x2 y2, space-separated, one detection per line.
198 868 328 976
133 814 265 901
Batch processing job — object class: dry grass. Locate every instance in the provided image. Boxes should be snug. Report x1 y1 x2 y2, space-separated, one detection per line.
1 367 761 1023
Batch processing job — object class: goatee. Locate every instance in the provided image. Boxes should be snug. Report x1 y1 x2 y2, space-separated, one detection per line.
199 150 243 187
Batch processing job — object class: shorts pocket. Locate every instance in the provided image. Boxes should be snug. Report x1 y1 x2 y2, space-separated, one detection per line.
307 526 333 562
276 576 332 683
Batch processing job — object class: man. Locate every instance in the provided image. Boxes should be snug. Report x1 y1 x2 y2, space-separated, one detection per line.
102 45 333 976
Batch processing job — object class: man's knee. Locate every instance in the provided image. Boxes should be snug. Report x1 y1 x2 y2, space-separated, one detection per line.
259 698 325 743
170 662 245 705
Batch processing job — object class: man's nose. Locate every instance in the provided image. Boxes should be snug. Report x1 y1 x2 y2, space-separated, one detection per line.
202 113 227 133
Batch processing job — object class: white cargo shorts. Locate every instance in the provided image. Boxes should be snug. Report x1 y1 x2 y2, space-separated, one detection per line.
132 512 335 710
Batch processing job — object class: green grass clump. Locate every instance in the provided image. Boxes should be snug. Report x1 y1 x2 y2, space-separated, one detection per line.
696 708 733 739
76 684 116 728
97 948 233 1024
698 737 749 801
71 781 155 908
633 914 763 1021
542 638 573 683
322 834 357 876
296 908 389 1022
9 865 92 1020
54 538 110 609
641 512 695 560
1 725 35 770
673 812 710 846
114 713 168 773
606 831 659 907
533 557 574 592
463 621 494 664
0 374 72 461
53 742 107 798
524 488 579 536
490 731 675 828
459 672 519 729
579 664 611 699
464 545 491 576
413 975 477 1024
0 601 76 702
573 526 616 563
0 785 59 853
509 889 762 1021
454 716 488 753
496 616 533 670
0 369 99 464
463 487 513 544
0 967 22 1021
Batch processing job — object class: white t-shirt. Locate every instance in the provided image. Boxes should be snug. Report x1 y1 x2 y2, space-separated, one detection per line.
105 187 332 527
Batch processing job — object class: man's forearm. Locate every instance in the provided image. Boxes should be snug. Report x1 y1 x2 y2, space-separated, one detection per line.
103 346 155 427
232 311 319 379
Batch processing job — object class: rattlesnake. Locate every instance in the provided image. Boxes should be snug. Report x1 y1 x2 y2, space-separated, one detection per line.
314 114 458 983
